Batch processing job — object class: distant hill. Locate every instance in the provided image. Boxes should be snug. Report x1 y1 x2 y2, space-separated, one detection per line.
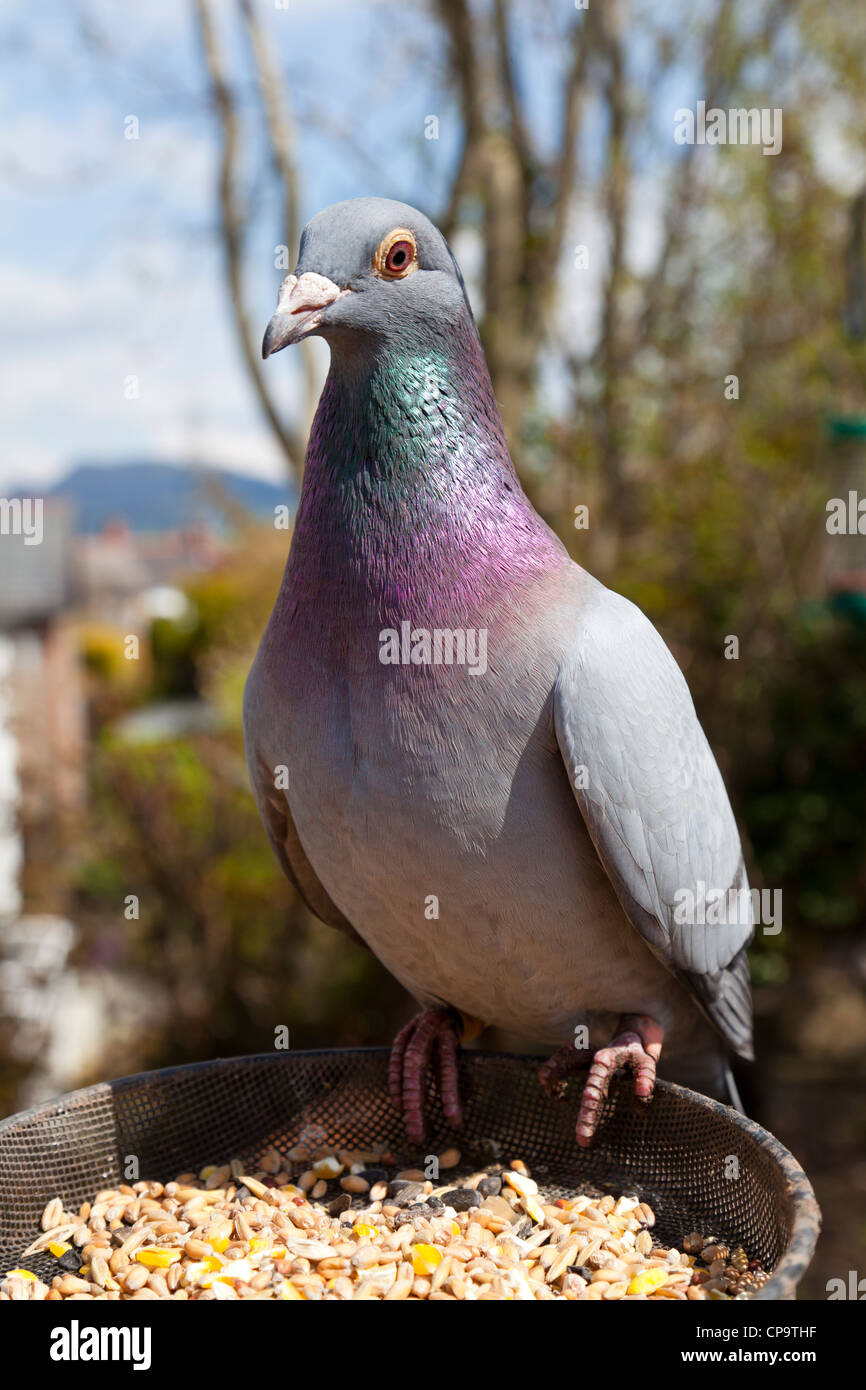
26 462 295 534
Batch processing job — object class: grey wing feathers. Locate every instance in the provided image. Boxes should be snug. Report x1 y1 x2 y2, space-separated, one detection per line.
554 586 753 1059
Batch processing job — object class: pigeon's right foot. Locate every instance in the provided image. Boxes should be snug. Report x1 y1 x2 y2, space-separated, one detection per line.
575 1013 664 1148
388 1006 467 1145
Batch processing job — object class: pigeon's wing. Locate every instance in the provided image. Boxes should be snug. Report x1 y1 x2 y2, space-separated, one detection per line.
247 753 369 952
553 586 753 1059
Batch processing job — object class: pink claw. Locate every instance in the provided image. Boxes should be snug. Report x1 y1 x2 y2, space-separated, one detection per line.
538 1040 594 1098
574 1014 664 1148
388 1006 463 1145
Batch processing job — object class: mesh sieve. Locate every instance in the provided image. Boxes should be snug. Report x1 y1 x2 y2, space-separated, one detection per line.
0 1049 820 1299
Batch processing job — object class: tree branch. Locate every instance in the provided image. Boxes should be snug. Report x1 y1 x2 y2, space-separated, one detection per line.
526 4 599 350
492 0 533 186
638 0 735 344
436 0 484 238
238 0 318 422
193 0 305 478
597 0 631 523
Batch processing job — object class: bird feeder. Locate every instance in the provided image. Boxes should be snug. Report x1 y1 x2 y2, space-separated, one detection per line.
0 1049 819 1300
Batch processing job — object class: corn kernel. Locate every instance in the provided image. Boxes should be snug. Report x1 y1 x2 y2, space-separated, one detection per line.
412 1243 443 1276
503 1170 538 1198
280 1281 305 1300
5 1268 36 1281
236 1175 269 1199
182 1260 221 1286
135 1248 182 1268
312 1156 344 1180
627 1268 669 1296
352 1223 378 1240
48 1242 72 1258
210 1236 231 1253
522 1195 545 1225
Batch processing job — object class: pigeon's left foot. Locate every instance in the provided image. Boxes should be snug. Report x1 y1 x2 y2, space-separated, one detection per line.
575 1014 664 1148
539 1041 593 1098
388 1006 473 1145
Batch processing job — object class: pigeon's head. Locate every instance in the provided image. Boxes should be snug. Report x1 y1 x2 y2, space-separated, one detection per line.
262 197 472 360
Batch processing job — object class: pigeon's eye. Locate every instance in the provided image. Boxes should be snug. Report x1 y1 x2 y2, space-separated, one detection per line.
373 228 418 280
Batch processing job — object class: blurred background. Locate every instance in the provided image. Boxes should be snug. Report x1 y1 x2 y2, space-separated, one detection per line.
1 0 864 1296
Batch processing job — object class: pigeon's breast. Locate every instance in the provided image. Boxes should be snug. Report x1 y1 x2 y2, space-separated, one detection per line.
260 581 684 1045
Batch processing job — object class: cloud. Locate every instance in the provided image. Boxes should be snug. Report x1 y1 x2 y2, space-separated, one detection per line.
151 422 292 484
0 243 312 489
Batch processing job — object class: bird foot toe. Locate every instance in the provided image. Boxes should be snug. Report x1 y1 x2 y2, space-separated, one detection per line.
575 1014 664 1148
539 1042 593 1099
388 1006 463 1145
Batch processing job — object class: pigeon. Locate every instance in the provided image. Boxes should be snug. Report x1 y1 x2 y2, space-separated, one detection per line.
245 196 753 1147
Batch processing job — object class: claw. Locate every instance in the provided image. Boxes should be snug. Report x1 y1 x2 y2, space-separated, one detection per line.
388 1006 465 1144
574 1013 664 1148
434 1027 463 1129
538 1040 593 1099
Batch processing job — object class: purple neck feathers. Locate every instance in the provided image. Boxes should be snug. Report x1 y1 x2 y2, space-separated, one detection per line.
282 310 564 628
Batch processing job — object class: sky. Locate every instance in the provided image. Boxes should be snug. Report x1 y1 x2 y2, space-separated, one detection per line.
0 0 849 495
0 0 683 494
0 0 458 490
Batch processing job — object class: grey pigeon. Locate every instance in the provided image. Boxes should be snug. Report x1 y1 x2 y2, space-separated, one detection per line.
245 196 753 1146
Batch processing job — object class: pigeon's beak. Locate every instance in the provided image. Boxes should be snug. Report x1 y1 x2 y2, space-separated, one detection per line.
262 272 349 358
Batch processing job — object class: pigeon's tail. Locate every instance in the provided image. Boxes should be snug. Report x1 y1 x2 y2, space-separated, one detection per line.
722 1062 745 1113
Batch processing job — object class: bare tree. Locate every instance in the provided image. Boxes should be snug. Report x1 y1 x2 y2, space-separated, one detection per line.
436 0 602 447
193 0 310 478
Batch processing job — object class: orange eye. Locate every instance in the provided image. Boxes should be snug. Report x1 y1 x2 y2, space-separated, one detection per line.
385 240 414 273
373 228 418 279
